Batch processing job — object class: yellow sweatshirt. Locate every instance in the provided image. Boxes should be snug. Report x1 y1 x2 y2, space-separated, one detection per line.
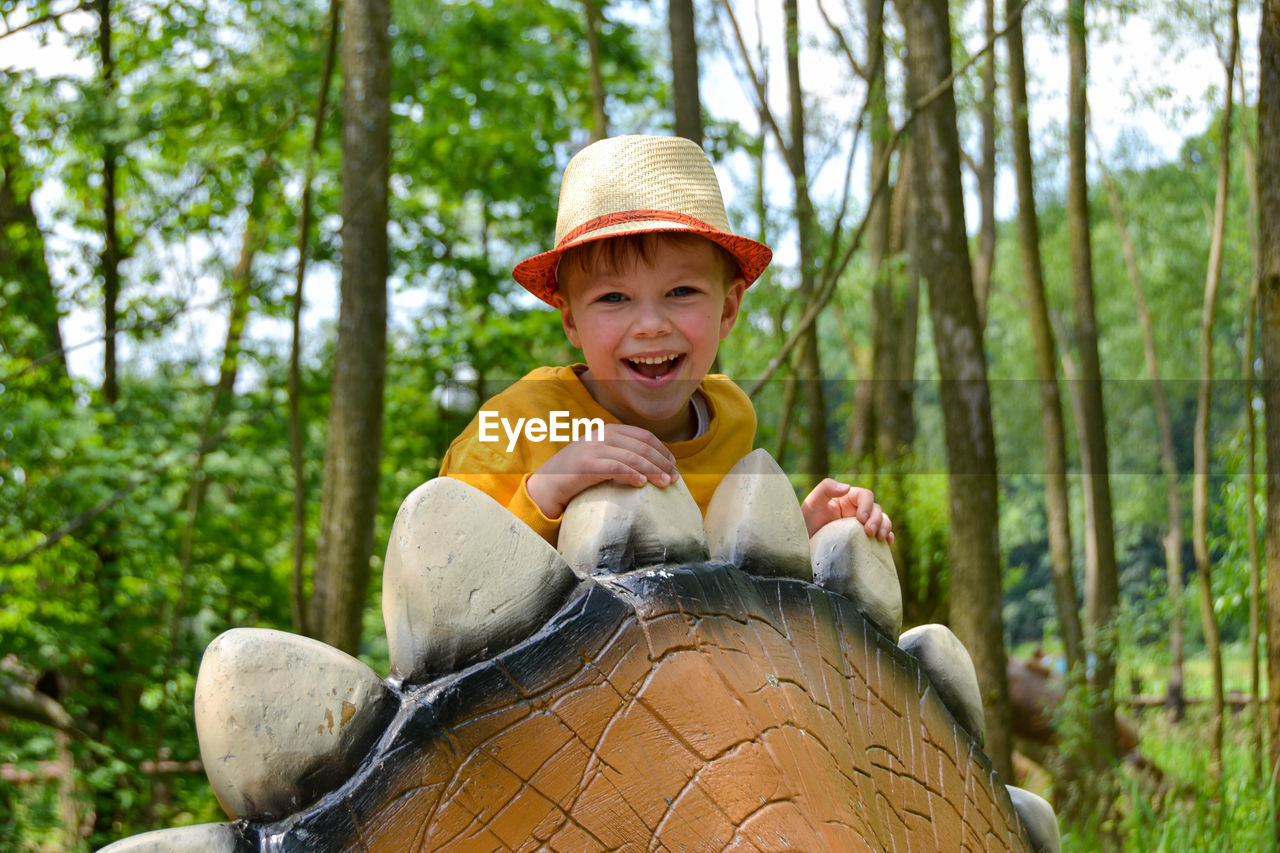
439 365 756 545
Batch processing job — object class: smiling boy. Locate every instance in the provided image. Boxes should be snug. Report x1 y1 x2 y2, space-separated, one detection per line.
440 134 891 547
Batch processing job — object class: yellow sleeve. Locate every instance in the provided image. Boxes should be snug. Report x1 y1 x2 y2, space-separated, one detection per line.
505 474 562 544
438 403 563 547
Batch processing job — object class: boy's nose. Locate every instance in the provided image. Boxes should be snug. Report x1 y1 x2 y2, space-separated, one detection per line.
630 300 671 336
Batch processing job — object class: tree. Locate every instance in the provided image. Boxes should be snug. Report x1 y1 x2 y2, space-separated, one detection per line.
861 0 924 620
1096 155 1184 716
0 101 67 384
1190 0 1239 780
1067 0 1121 780
1258 0 1280 814
783 0 830 487
584 0 609 141
97 0 122 404
669 0 703 145
308 0 391 654
1238 46 1265 772
897 0 1013 782
972 0 997 327
1007 0 1082 670
289 0 341 638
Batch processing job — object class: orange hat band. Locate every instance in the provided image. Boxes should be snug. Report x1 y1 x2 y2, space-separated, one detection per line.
558 210 717 247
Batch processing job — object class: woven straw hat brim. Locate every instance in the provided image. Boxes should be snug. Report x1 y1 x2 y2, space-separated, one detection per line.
513 213 772 306
512 134 773 306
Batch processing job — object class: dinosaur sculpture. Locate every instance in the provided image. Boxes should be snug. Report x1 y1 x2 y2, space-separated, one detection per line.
100 450 1060 852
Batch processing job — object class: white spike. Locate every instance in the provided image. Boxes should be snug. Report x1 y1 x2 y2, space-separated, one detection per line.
95 823 240 853
383 477 577 683
195 628 394 821
810 517 902 640
1007 786 1062 853
559 477 708 576
704 449 810 580
898 624 986 747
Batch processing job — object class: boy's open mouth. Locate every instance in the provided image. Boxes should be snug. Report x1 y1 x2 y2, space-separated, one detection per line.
624 354 683 380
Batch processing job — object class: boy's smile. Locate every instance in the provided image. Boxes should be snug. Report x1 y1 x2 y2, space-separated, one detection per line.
556 237 746 443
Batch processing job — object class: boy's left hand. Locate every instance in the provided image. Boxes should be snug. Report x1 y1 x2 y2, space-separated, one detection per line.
801 478 894 543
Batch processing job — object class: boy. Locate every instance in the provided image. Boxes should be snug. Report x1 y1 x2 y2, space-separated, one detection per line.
440 134 891 547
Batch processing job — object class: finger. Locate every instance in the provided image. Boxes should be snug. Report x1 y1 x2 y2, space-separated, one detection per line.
864 503 883 537
853 488 876 523
591 447 677 488
588 436 677 482
803 478 850 515
600 425 679 472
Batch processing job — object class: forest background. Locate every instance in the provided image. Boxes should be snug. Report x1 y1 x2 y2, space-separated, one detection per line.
2 0 1279 849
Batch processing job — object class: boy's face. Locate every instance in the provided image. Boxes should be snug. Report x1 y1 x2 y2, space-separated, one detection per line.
555 237 746 442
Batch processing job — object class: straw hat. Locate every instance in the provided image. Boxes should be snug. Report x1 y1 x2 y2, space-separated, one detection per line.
513 135 773 305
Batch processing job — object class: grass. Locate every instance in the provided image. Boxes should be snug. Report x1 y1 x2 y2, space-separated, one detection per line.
1032 642 1277 850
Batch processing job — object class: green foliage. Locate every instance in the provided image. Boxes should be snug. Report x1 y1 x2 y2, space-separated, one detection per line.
1058 704 1276 852
1 0 1271 847
3 0 668 845
0 360 296 846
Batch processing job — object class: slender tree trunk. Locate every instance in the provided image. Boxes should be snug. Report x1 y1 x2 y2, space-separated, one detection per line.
584 0 608 142
1067 0 1121 779
972 0 997 328
290 0 341 638
886 153 919 465
784 0 829 488
898 0 1013 783
98 0 121 404
309 0 391 654
1007 0 1082 671
862 0 891 468
1246 269 1263 774
1192 0 1237 781
668 0 703 146
1238 57 1264 777
1098 159 1186 717
865 0 918 471
1257 0 1280 812
850 6 904 467
0 105 67 383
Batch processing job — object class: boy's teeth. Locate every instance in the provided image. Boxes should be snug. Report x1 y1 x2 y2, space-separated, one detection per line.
627 355 679 379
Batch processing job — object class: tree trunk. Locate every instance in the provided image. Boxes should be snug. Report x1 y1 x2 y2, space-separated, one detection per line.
972 0 997 328
1257 0 1280 813
1007 0 1082 671
898 0 1013 783
98 0 121 404
1097 160 1185 717
1238 56 1264 777
1246 269 1263 775
0 105 68 383
1192 0 1237 782
865 0 918 471
1067 0 1121 775
784 0 829 488
290 0 342 638
584 0 609 142
309 0 391 655
865 96 924 620
668 0 703 146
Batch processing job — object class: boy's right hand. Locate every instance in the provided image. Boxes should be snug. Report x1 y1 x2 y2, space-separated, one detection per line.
526 424 680 520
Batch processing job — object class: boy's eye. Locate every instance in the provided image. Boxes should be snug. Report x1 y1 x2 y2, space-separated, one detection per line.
669 286 701 298
596 292 626 304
